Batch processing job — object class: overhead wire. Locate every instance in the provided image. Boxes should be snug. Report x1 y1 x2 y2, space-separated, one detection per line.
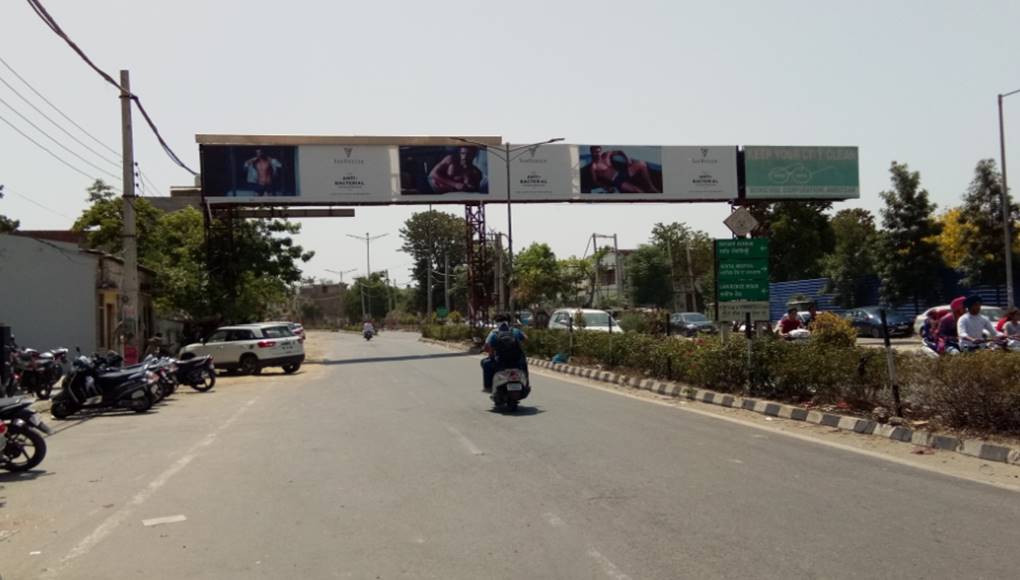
0 93 121 181
24 0 198 176
0 185 74 220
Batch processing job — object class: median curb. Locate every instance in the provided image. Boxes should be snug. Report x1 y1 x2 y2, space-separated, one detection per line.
417 336 1020 466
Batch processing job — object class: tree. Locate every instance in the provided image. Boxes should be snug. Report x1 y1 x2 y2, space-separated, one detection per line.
626 244 671 307
649 222 715 311
747 201 835 282
821 208 879 308
934 207 974 270
0 214 18 233
513 243 562 307
399 210 466 313
72 180 162 261
957 159 1018 288
557 255 594 307
344 273 390 323
877 161 943 308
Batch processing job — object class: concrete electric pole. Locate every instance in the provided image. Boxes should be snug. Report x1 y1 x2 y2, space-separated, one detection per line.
119 70 140 358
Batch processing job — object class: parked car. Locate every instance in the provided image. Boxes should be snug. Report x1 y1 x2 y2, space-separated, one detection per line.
912 304 1005 336
268 321 306 341
515 311 533 326
179 323 305 375
670 312 717 337
548 308 621 333
844 307 913 338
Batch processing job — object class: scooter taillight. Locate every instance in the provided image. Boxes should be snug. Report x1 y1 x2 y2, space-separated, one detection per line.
0 422 7 435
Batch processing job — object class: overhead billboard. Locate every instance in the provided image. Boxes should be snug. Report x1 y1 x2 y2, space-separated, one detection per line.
198 137 743 204
744 146 860 199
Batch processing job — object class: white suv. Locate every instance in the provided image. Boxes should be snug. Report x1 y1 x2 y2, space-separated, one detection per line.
179 323 305 375
547 308 622 333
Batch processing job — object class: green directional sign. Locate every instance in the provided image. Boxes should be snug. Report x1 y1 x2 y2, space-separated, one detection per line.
744 146 860 200
436 306 449 319
715 238 770 320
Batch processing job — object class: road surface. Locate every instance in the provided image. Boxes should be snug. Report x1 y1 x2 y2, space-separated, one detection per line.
2 331 1018 579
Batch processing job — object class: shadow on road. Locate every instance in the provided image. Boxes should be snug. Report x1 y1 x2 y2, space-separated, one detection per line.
487 405 545 416
0 469 53 484
307 352 476 366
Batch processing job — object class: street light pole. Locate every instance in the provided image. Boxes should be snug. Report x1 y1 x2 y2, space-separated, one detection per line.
325 268 357 284
455 137 564 315
346 232 389 319
998 88 1020 308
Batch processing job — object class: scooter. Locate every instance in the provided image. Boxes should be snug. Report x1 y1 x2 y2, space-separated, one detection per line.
50 353 156 419
175 355 216 392
1 395 51 472
7 344 67 400
491 366 530 412
363 329 374 341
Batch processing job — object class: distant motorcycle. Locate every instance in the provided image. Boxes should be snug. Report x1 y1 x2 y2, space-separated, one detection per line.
1 395 51 472
6 343 67 400
363 329 374 341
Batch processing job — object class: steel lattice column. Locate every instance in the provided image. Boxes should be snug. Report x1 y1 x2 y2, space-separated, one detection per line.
465 203 491 325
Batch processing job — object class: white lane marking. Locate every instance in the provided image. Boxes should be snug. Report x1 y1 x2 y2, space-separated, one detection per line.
142 514 187 527
444 424 485 456
543 512 567 528
531 368 1020 494
587 547 633 580
45 397 260 577
729 459 744 464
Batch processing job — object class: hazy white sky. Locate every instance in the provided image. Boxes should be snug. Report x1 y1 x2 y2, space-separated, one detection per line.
1 0 1018 284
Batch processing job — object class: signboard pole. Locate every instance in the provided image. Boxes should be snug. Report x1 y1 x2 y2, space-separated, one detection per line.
505 142 515 315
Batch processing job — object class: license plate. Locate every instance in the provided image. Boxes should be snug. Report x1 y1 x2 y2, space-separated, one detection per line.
506 383 523 392
281 343 294 350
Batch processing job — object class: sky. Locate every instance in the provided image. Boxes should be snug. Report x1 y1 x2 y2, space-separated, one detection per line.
1 0 1019 286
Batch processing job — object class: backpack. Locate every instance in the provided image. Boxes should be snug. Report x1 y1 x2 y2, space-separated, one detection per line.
492 330 522 363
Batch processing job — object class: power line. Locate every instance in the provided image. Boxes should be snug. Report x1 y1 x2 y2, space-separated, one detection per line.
0 68 121 168
0 93 121 181
25 0 198 176
0 109 121 190
0 54 120 157
1 185 74 220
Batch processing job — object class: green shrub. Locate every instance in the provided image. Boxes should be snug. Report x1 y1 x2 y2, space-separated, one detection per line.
810 311 857 348
911 351 1020 434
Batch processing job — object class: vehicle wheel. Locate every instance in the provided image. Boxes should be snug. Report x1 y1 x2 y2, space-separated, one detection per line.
507 400 519 412
871 327 883 339
50 398 76 420
2 425 47 472
190 370 215 392
128 393 153 413
37 381 53 400
239 354 260 376
282 363 300 374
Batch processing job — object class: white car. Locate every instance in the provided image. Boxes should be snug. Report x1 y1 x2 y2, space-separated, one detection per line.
912 305 1005 336
548 308 622 333
179 323 305 375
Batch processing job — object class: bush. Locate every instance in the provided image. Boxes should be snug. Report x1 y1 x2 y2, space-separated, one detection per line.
810 312 857 348
420 324 479 342
911 351 1020 434
448 311 464 324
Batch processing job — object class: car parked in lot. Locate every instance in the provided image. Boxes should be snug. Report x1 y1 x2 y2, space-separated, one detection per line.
179 323 305 375
548 308 621 332
911 304 1005 336
670 312 717 337
844 306 913 338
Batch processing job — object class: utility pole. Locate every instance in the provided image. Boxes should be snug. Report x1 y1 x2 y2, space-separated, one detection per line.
444 251 451 313
326 268 357 284
685 241 697 311
346 232 388 319
494 234 505 312
998 89 1020 308
613 234 623 307
119 70 140 358
667 240 678 311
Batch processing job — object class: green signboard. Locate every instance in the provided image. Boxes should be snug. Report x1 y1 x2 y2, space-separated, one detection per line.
744 146 859 200
716 238 770 320
436 306 449 319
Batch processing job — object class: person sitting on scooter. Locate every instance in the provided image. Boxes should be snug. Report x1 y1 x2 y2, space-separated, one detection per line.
1000 307 1020 339
920 310 940 350
957 295 1002 352
362 320 375 337
777 307 802 340
481 313 528 393
936 296 966 353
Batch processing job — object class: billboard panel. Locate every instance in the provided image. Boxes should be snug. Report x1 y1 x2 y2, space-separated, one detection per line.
744 146 860 199
486 144 577 201
397 145 490 202
297 145 395 203
578 145 663 198
201 145 299 198
661 146 738 200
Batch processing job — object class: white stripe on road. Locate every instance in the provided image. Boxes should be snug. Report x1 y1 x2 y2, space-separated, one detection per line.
543 512 567 528
444 424 485 456
587 547 633 580
45 396 260 577
141 514 187 527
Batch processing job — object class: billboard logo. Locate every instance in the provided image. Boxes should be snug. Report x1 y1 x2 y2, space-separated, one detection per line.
519 146 547 164
334 147 364 165
701 147 709 158
344 147 354 158
692 147 717 164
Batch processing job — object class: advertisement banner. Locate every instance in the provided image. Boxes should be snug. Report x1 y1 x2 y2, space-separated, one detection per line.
744 146 860 199
661 146 738 200
577 145 663 199
486 144 577 201
201 145 300 198
297 145 395 203
397 145 491 202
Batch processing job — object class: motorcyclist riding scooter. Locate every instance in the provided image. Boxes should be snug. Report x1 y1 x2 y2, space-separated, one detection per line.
481 314 530 409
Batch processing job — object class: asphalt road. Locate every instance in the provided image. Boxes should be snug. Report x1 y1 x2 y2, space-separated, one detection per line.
2 331 1019 579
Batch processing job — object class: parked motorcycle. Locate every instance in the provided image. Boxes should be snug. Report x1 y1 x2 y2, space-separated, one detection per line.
50 352 156 419
6 343 67 400
175 355 216 392
491 367 529 412
1 395 51 472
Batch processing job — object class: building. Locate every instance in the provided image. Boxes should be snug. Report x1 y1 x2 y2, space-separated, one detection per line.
297 282 348 327
0 233 155 354
593 249 634 308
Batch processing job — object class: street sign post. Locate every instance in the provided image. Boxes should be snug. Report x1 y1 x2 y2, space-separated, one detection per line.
715 239 770 323
723 207 759 237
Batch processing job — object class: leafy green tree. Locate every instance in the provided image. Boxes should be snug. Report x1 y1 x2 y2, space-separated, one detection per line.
514 242 562 307
627 244 671 307
650 222 714 311
957 159 1018 288
399 210 466 313
72 180 162 261
344 273 390 322
821 208 879 308
557 255 594 307
877 161 943 308
747 201 835 282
